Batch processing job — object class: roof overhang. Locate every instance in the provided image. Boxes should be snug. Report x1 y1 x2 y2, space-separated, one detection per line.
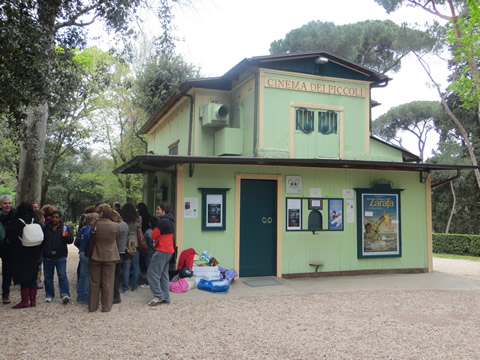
114 154 478 175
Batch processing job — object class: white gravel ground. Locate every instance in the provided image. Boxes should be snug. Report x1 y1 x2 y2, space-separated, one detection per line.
2 251 480 360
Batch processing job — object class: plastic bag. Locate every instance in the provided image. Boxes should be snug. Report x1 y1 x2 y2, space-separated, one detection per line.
197 279 230 293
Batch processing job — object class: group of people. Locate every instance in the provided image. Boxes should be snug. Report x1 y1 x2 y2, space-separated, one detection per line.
0 195 176 312
0 195 73 308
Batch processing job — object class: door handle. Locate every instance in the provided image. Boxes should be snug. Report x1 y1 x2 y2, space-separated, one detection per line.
262 217 267 224
267 217 272 224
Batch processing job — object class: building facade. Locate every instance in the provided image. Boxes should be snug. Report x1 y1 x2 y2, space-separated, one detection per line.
116 52 469 278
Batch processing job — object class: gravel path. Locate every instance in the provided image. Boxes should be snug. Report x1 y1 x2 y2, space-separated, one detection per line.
2 253 480 360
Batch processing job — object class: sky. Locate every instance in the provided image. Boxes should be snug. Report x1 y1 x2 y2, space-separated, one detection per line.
91 0 449 157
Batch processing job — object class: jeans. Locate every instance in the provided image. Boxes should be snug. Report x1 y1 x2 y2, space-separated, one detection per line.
147 251 172 302
77 251 89 303
123 250 140 291
43 257 70 299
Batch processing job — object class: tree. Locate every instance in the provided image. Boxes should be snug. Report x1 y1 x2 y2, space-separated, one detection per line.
0 0 177 204
134 53 201 117
269 20 437 74
375 0 480 190
373 101 442 160
41 47 115 205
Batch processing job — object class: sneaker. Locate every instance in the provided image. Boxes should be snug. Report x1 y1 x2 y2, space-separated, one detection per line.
62 296 70 304
140 284 150 289
148 297 164 306
45 297 53 303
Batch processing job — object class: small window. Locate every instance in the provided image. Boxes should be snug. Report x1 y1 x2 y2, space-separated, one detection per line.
168 140 179 155
318 110 338 135
295 107 314 133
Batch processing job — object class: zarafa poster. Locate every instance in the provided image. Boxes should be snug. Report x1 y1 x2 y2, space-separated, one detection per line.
361 193 399 256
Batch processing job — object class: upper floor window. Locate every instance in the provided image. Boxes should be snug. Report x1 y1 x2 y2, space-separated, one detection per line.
318 110 338 135
295 108 338 135
168 140 179 155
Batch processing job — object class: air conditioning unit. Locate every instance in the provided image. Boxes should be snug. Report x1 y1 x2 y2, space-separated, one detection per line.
200 103 229 127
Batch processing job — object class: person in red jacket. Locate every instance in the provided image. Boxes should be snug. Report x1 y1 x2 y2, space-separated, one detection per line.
147 202 174 306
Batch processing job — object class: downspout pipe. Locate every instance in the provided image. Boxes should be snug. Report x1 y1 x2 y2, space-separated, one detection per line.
181 93 195 177
369 78 390 133
431 169 461 189
253 71 259 157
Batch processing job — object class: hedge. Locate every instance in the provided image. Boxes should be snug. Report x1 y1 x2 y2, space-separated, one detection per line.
433 233 480 256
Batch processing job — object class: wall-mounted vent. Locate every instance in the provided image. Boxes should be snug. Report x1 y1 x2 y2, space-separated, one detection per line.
200 103 229 127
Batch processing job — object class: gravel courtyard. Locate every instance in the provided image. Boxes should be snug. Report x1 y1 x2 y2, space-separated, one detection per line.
2 250 480 360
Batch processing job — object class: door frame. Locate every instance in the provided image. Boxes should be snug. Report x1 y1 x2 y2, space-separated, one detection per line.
235 173 283 277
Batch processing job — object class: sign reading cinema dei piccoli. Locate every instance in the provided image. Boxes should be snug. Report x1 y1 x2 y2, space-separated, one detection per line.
265 77 366 98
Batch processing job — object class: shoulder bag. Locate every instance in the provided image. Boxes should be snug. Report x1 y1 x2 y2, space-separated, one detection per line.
137 226 147 254
84 224 96 258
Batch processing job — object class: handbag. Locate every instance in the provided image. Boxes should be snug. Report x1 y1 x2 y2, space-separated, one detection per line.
84 225 96 258
125 238 136 259
137 226 147 254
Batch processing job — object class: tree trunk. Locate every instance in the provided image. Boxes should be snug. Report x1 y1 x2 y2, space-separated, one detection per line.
445 181 456 234
16 0 61 204
16 103 48 204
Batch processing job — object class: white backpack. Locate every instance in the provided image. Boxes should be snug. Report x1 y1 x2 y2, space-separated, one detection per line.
19 218 44 247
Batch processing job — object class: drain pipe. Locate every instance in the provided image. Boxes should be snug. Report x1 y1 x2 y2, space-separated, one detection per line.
253 71 259 157
181 93 195 177
431 169 461 189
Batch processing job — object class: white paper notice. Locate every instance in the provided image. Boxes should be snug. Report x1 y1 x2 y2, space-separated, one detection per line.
364 211 373 217
343 189 354 198
346 200 354 223
184 198 198 218
310 188 322 197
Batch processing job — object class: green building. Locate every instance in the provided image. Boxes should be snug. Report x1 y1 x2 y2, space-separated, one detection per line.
116 52 470 278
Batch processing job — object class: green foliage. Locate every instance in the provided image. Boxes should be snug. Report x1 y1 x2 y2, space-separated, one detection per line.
373 101 442 159
269 20 437 73
433 233 480 256
134 54 201 117
447 0 480 110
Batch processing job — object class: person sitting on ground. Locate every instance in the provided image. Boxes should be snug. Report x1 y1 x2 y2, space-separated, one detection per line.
42 210 73 304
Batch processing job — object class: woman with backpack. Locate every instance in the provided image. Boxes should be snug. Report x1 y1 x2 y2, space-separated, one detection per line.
121 203 143 292
9 201 43 309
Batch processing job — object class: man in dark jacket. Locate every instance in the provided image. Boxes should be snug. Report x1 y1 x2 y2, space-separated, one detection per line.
0 195 15 304
42 210 73 304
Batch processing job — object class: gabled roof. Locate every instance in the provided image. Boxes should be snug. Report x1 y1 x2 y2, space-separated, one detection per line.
139 51 389 135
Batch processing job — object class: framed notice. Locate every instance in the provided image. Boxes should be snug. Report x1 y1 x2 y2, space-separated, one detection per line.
328 199 344 231
199 188 228 230
355 185 402 258
286 198 302 231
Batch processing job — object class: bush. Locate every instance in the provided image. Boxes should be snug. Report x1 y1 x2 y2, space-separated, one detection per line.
433 233 480 256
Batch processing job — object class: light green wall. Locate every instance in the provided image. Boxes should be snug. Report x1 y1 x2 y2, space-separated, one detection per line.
147 100 190 155
180 164 428 274
368 138 404 162
262 71 368 159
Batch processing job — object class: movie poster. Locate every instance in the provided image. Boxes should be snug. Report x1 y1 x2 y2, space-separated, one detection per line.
286 198 301 230
361 193 399 256
328 199 343 231
206 194 223 227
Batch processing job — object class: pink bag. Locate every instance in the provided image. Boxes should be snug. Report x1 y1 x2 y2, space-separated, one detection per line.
169 278 189 293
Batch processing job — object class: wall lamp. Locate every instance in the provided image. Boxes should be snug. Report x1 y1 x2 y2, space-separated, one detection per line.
314 56 329 64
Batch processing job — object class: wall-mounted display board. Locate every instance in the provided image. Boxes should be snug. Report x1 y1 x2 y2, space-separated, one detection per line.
355 184 402 258
286 197 344 233
199 188 229 231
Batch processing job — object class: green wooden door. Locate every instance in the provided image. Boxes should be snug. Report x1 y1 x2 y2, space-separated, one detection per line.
240 179 277 276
